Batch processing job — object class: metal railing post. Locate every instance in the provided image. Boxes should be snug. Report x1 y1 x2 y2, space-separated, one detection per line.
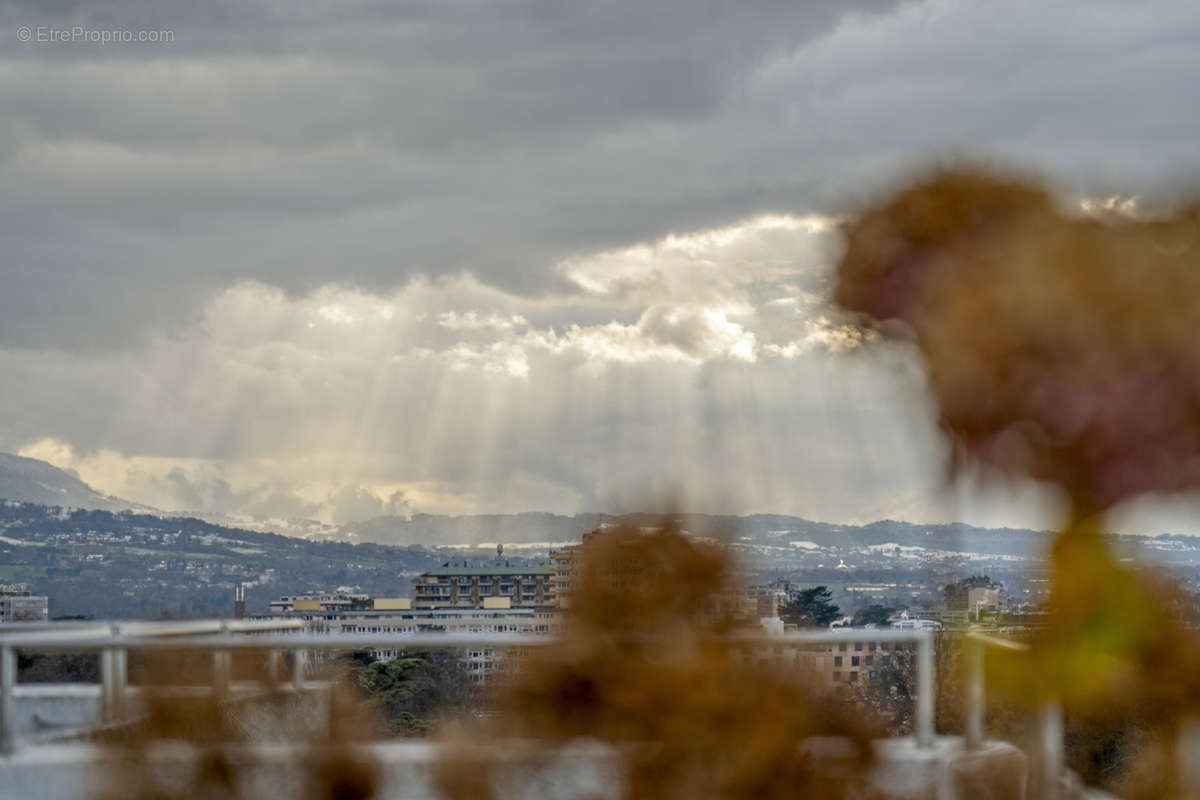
915 631 935 749
0 644 16 755
100 645 116 723
964 637 984 750
267 648 282 686
113 637 127 721
100 624 127 722
1037 700 1063 800
292 648 307 690
213 622 231 697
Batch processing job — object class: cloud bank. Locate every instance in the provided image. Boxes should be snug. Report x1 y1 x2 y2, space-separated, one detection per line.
2 0 1199 529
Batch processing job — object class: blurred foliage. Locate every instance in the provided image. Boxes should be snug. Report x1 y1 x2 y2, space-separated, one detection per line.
836 166 1200 795
837 167 1200 510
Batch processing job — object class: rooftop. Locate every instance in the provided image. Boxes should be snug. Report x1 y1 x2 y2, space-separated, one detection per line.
423 560 553 577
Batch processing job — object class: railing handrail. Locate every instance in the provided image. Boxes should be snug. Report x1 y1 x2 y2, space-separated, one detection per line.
0 622 929 648
0 622 936 757
0 624 114 646
0 618 304 649
1 631 548 650
964 629 1030 652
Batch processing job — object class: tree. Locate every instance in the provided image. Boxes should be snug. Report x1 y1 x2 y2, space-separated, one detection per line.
780 586 840 628
849 641 916 736
17 652 99 683
852 605 894 627
347 651 476 736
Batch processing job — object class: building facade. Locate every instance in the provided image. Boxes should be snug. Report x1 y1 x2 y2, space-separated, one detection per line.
943 576 1008 625
263 551 562 681
0 587 49 623
268 592 375 614
261 602 560 681
413 550 555 610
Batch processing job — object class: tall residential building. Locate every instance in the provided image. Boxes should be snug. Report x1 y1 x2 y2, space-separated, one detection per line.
413 547 554 610
942 576 1008 624
548 531 599 608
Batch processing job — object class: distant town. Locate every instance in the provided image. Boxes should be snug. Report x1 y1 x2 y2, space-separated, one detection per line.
6 499 1200 628
8 495 1200 693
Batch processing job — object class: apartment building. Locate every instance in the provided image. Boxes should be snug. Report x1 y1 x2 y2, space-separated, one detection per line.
748 633 921 690
943 576 1008 625
0 586 48 623
413 547 555 610
549 531 603 607
262 600 559 681
267 591 373 614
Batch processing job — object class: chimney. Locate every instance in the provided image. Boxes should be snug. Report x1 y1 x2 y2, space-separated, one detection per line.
234 584 246 620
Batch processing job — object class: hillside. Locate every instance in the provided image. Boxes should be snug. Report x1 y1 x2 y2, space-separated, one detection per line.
4 451 1200 621
0 452 137 512
0 502 461 619
4 498 1200 621
342 510 1200 575
341 510 1057 556
2 451 1193 568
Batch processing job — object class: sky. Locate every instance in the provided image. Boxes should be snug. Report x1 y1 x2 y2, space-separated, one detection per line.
2 0 1200 531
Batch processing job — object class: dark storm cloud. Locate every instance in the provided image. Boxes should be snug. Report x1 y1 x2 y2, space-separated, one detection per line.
1 0 891 349
3 0 1198 350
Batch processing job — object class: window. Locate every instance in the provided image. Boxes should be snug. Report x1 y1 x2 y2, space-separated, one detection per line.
849 672 858 683
838 643 847 652
881 642 890 651
865 656 873 666
834 656 843 667
868 642 876 652
855 642 863 651
851 656 859 667
833 671 842 682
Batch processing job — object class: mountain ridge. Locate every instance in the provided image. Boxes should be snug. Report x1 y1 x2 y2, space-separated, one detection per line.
2 451 1196 552
0 452 140 513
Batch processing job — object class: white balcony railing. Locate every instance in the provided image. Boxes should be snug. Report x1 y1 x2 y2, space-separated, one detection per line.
1 622 935 756
1 622 1118 800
